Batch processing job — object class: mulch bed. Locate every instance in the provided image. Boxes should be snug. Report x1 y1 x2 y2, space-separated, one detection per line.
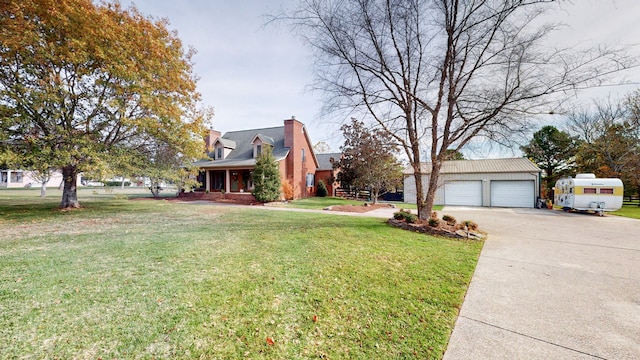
327 203 484 240
387 219 484 240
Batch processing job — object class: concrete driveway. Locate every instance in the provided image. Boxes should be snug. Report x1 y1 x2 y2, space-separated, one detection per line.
441 207 640 359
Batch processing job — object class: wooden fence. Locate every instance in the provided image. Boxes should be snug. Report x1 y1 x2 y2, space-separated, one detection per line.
334 188 371 200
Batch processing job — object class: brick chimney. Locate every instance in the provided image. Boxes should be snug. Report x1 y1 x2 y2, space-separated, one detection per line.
284 116 302 148
204 129 221 153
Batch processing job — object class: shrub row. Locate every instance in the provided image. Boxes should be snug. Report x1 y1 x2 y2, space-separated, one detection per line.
104 181 131 187
439 214 478 230
393 209 418 223
393 209 479 231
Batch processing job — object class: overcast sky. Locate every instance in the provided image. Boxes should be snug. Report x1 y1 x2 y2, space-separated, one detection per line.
118 0 639 154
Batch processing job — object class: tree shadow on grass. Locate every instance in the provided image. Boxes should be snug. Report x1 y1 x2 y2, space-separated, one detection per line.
0 199 161 223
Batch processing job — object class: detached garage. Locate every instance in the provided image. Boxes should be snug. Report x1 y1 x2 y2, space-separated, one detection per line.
404 158 541 208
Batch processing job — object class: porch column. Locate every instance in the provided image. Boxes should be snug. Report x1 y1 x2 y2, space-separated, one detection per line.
205 170 211 191
225 170 231 192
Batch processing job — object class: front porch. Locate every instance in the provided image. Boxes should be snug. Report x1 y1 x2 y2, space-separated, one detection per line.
196 169 254 193
1 170 25 188
178 190 258 205
184 168 258 203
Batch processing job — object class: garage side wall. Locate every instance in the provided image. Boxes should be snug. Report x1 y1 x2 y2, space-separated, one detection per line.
404 172 539 207
403 174 445 205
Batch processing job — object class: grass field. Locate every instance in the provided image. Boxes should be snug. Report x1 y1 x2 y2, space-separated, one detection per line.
284 196 442 211
0 188 481 358
611 201 640 219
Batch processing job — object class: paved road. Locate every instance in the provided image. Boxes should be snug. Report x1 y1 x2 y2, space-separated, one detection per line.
441 207 640 360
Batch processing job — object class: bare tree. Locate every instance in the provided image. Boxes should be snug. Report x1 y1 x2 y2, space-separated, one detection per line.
566 96 640 196
627 91 640 199
313 141 332 154
566 99 629 146
27 169 53 197
275 0 635 219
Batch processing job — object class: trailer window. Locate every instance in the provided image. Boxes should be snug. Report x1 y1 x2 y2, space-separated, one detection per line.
583 188 597 194
599 188 614 194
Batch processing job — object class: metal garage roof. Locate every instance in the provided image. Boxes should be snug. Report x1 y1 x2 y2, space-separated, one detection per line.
404 158 541 175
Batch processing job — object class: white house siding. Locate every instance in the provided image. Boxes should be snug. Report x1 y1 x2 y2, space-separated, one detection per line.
0 170 66 189
404 172 539 207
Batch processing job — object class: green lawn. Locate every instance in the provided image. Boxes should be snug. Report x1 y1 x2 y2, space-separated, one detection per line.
283 197 364 209
285 196 442 211
611 202 640 219
0 189 481 358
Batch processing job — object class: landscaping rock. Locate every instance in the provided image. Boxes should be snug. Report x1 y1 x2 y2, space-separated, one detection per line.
388 219 484 240
455 229 485 240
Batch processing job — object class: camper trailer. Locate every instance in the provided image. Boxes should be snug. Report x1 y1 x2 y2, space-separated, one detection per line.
554 174 623 215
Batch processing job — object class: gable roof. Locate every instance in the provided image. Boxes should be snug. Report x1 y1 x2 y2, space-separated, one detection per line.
316 152 342 171
251 133 275 146
194 126 290 168
214 137 236 149
404 158 541 175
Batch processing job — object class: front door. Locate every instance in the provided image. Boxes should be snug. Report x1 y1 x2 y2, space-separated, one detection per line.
230 170 252 192
210 170 225 191
230 171 241 192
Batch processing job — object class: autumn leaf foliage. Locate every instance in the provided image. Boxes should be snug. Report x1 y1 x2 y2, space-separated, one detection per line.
0 0 210 208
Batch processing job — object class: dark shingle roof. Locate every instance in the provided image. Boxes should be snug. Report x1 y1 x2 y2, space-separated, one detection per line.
215 138 236 149
252 134 275 146
194 126 290 168
316 153 342 170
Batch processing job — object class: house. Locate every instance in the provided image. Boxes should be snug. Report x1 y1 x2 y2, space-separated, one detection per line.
191 118 319 201
403 158 542 208
315 153 342 196
0 169 65 188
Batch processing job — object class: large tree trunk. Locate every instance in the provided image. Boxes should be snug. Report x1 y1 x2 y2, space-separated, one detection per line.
419 162 442 221
59 165 80 209
371 188 379 204
413 166 426 220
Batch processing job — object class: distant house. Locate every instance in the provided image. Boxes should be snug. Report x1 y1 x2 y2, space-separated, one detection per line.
315 153 342 196
404 158 542 208
192 118 319 202
0 169 63 188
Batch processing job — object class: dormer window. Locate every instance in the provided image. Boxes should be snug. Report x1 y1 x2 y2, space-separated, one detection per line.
213 138 235 160
251 134 274 159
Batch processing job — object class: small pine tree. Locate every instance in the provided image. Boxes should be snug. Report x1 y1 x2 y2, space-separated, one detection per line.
252 145 281 202
316 180 328 197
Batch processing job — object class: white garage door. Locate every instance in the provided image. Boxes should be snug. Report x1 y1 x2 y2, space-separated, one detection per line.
444 181 482 206
491 180 534 208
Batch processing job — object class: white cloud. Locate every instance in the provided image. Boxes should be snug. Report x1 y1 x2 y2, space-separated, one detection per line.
117 0 640 155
